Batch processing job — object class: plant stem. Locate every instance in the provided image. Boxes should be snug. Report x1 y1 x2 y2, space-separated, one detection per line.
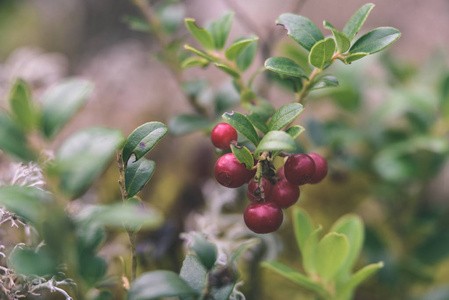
296 68 321 103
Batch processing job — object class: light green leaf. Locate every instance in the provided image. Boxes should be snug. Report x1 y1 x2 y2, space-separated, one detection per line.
55 127 125 199
343 3 375 41
229 238 260 264
345 52 369 63
254 131 296 158
207 11 234 50
180 254 207 294
311 75 339 90
315 233 350 281
292 207 314 255
264 57 309 79
231 144 254 170
247 112 269 134
225 37 259 61
184 44 218 62
185 18 215 51
168 114 211 136
309 38 336 69
323 21 350 53
349 27 401 54
0 112 36 162
303 226 322 275
268 103 304 131
122 122 168 164
236 40 258 72
125 158 156 198
41 79 93 139
128 271 199 300
214 63 241 78
286 125 305 139
222 112 259 146
9 79 35 131
276 13 324 51
181 57 210 69
338 262 383 297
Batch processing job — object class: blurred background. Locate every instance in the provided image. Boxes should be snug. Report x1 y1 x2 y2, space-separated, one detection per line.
1 0 449 299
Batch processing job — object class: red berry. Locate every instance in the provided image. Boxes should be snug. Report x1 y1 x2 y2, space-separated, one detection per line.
211 123 238 150
272 179 300 209
307 153 328 184
244 202 283 234
214 153 254 188
247 177 273 202
284 154 316 185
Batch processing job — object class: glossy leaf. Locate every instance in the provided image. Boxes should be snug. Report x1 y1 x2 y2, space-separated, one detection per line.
214 63 240 78
122 122 168 164
207 11 234 50
323 21 350 53
293 207 314 254
0 111 36 162
315 233 350 281
231 144 254 170
184 44 218 62
311 75 339 90
247 112 269 134
338 262 383 297
41 79 93 139
265 57 309 79
309 38 336 70
185 18 215 51
254 131 296 158
349 27 401 54
343 3 375 41
276 13 324 51
55 127 125 199
236 40 258 72
222 112 259 146
286 125 305 139
303 226 322 275
9 79 35 131
185 232 217 270
225 37 259 61
181 57 210 69
268 103 304 131
125 158 156 198
345 52 369 63
168 114 210 136
128 271 199 300
180 254 207 294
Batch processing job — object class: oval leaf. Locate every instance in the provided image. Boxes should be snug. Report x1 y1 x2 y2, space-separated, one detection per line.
0 111 36 162
310 75 339 90
323 21 350 53
185 18 215 51
181 57 210 69
345 52 369 63
222 112 259 146
265 57 309 79
122 122 168 164
268 103 304 131
41 79 93 139
293 207 314 255
349 27 401 54
184 232 218 270
309 38 336 70
343 3 375 41
207 11 234 50
231 144 254 170
236 40 258 72
314 232 350 281
303 226 322 275
125 158 156 198
9 247 56 276
128 271 199 300
9 79 35 131
254 131 295 158
246 112 269 134
276 13 324 51
180 254 207 294
168 114 211 136
286 125 305 139
214 63 240 78
225 37 259 61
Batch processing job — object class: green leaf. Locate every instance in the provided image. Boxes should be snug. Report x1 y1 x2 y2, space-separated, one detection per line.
41 79 93 139
315 233 350 281
128 271 199 300
9 247 56 276
309 38 336 70
268 103 304 131
181 57 210 69
229 238 260 264
311 75 339 90
262 261 329 297
184 44 218 62
185 232 217 270
168 114 211 136
276 13 324 51
214 63 240 78
122 15 152 33
0 111 36 162
292 207 314 255
122 122 168 164
225 37 259 61
264 57 309 79
54 127 125 199
207 11 234 50
9 79 35 131
349 27 401 54
180 254 207 294
185 18 215 51
241 92 276 120
125 158 156 198
222 112 259 146
303 226 322 275
286 125 305 139
345 52 369 63
323 21 350 53
231 144 254 170
254 131 296 158
79 254 108 286
247 112 269 134
343 3 375 41
338 262 383 297
75 220 106 254
236 40 258 72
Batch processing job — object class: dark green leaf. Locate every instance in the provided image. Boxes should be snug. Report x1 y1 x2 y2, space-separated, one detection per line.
207 11 234 50
9 79 35 131
254 131 296 158
265 57 309 79
343 3 375 41
309 38 336 69
323 21 350 53
247 112 269 134
286 125 305 139
222 112 259 146
236 40 258 72
55 127 125 199
268 103 304 131
76 221 106 254
79 255 107 286
214 63 240 78
241 92 276 120
185 232 217 270
214 88 240 117
315 233 350 281
311 75 339 90
41 79 93 139
9 247 56 276
292 207 314 254
181 57 210 69
185 18 215 51
276 13 324 51
180 254 207 294
125 158 156 198
231 144 254 170
122 122 167 164
168 114 210 136
128 271 199 300
349 27 401 54
0 111 36 162
225 37 259 61
184 44 218 62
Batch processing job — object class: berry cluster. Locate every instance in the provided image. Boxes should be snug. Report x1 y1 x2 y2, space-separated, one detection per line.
211 123 328 234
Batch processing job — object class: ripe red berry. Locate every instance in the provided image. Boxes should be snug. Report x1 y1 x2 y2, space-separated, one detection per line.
284 154 316 185
307 153 328 184
272 179 300 209
211 123 238 150
214 153 254 188
247 177 273 202
244 202 283 234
